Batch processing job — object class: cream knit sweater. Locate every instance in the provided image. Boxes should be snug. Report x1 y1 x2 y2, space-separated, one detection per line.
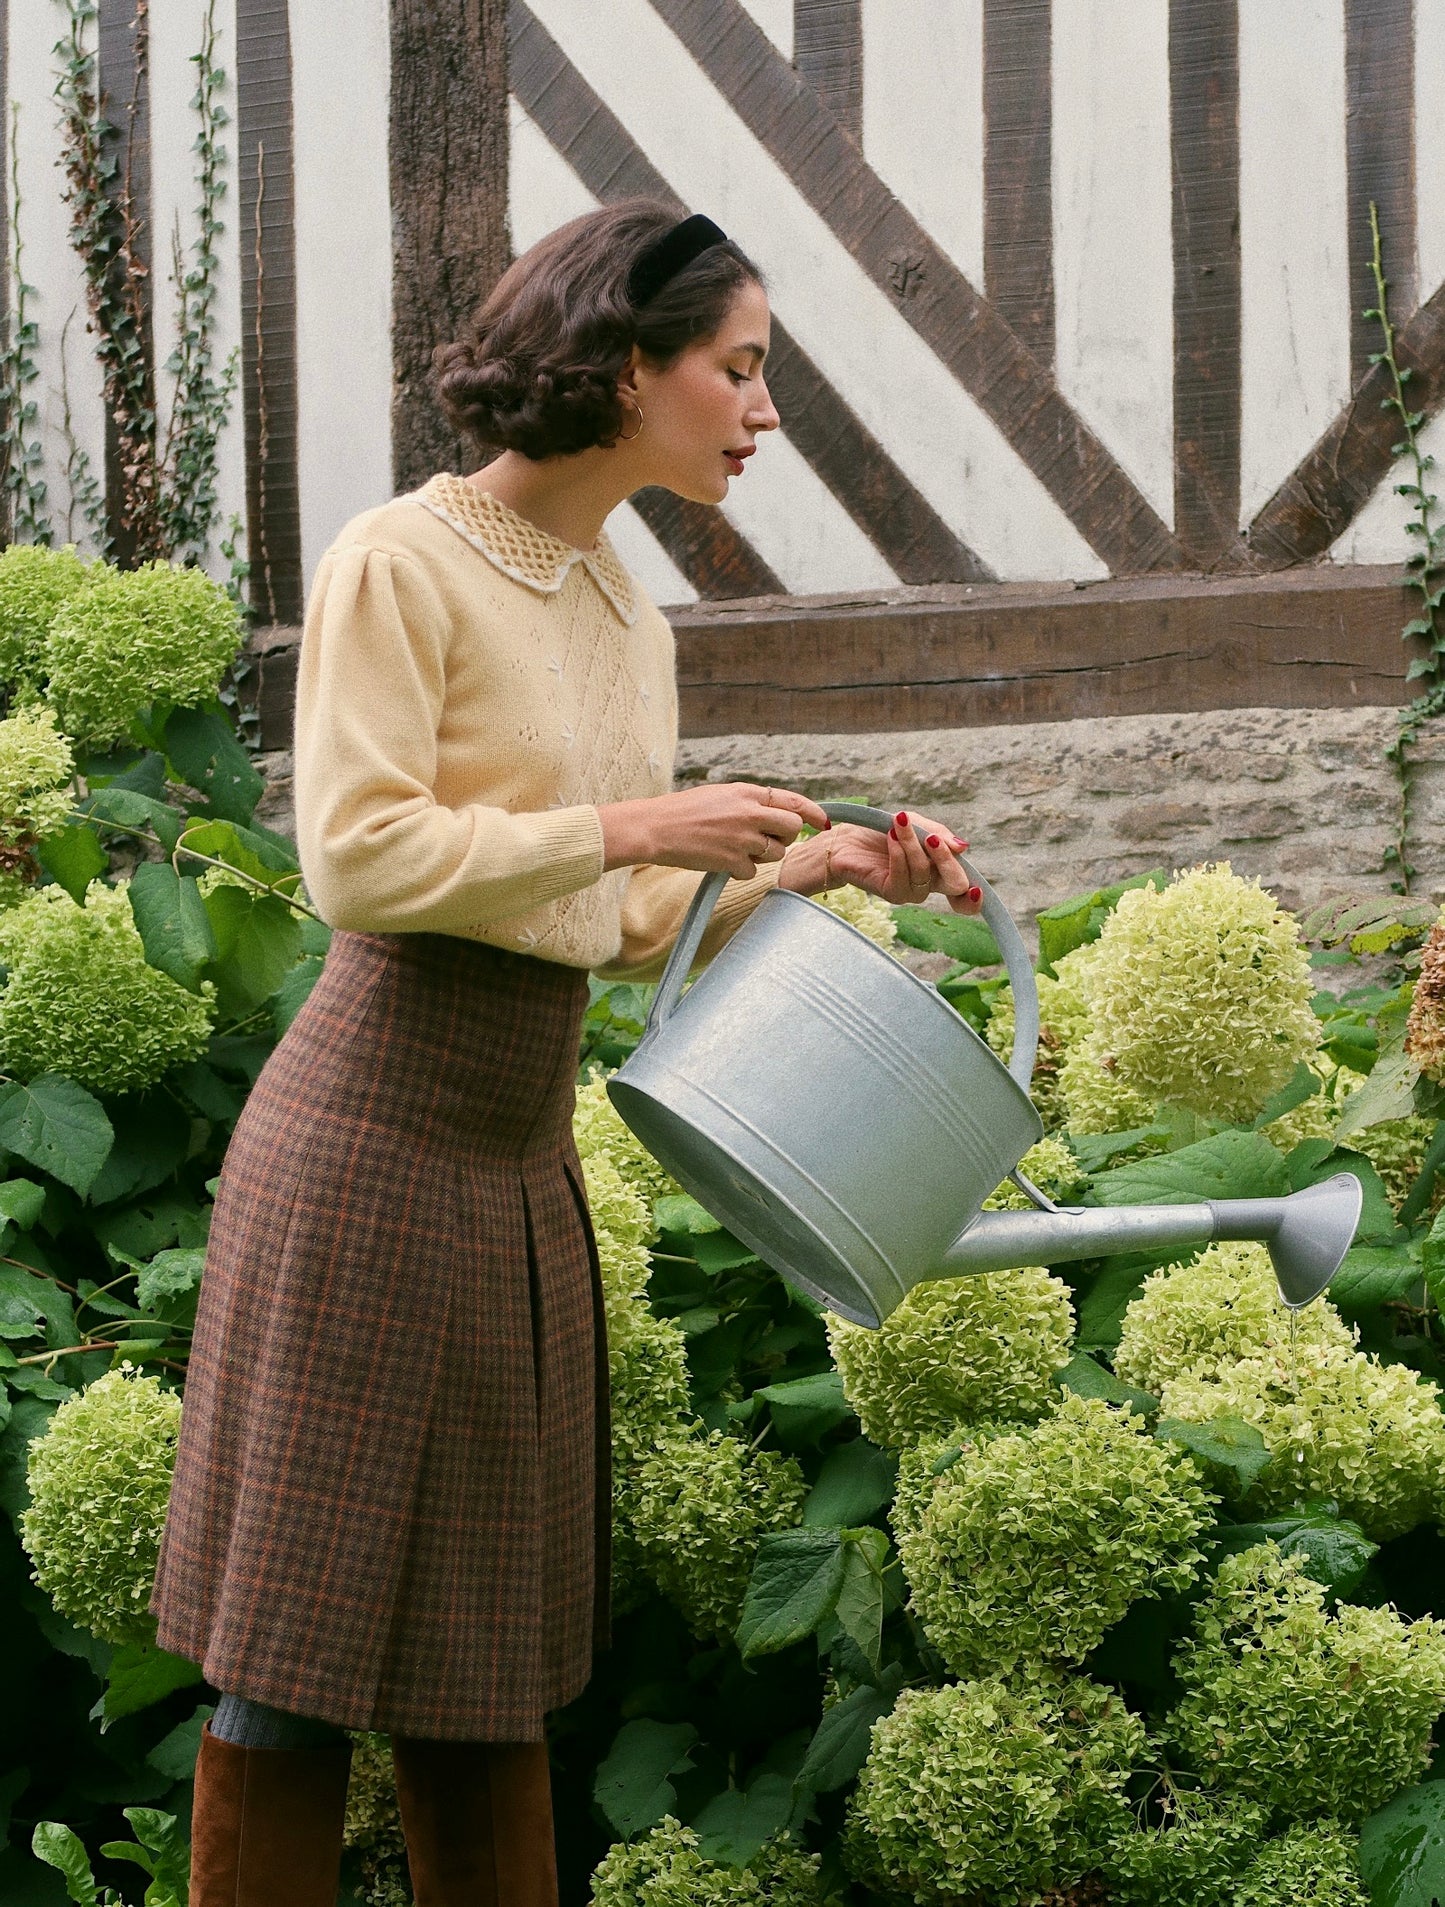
293 475 779 977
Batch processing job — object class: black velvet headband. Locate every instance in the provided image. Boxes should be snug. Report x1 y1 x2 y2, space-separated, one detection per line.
626 214 730 308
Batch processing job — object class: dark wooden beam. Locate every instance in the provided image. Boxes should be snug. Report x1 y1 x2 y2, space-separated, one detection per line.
390 0 509 496
243 566 1422 748
508 0 991 585
1346 0 1416 391
631 488 784 597
236 0 303 625
1170 0 1241 565
646 0 1188 575
1238 279 1445 569
793 0 862 142
983 0 1053 364
98 0 153 567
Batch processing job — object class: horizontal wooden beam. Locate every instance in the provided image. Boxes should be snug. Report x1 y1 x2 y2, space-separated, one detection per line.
241 566 1423 750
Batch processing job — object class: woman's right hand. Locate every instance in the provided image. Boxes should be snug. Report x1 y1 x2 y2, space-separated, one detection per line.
598 783 830 880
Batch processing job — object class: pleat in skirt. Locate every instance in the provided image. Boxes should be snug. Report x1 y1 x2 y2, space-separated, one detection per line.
151 930 610 1742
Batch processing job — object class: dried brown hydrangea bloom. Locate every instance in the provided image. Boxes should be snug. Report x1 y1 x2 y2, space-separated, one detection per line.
1405 920 1445 1082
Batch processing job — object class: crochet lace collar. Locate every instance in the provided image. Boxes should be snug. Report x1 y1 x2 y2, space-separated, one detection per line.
414 474 638 626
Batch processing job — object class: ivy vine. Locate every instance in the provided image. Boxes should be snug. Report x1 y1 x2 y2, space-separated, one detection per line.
0 105 53 547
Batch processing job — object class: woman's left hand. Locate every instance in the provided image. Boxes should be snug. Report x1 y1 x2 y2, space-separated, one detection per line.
778 811 983 915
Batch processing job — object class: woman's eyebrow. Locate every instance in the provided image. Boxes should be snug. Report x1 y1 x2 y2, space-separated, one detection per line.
732 341 768 364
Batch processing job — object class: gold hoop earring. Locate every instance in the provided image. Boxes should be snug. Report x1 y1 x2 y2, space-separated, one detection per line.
618 399 644 442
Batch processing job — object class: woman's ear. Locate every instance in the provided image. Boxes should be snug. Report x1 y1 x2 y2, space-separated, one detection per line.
615 344 643 403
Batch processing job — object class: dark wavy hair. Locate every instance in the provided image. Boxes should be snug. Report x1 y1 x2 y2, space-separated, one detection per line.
433 200 766 459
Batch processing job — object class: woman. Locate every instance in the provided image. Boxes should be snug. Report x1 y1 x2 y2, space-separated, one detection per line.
151 201 981 1907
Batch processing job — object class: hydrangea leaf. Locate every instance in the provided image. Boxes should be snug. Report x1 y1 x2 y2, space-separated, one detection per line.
691 1229 760 1275
738 1529 849 1658
1359 1779 1445 1907
1156 1415 1272 1490
271 954 323 1037
1252 1060 1323 1130
162 707 262 825
86 1093 192 1208
1092 1130 1291 1208
82 787 183 857
593 1718 698 1839
1423 1211 1445 1313
202 888 303 1015
1329 1241 1422 1319
1336 1043 1420 1138
654 1193 722 1236
127 864 217 992
0 1076 113 1198
1287 1140 1397 1243
177 816 298 886
690 1771 797 1867
30 1821 99 1905
96 1642 204 1727
754 1372 853 1450
1034 870 1168 973
831 1528 889 1672
0 1179 46 1235
136 1248 205 1313
803 1439 897 1529
797 1665 905 1793
890 906 999 968
1075 1249 1186 1353
144 1705 213 1781
1214 1510 1378 1601
1056 1350 1158 1418
37 825 108 904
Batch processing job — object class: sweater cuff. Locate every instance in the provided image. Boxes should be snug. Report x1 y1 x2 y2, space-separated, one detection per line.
506 804 607 907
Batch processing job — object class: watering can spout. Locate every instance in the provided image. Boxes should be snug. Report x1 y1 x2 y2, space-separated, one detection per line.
939 1174 1363 1314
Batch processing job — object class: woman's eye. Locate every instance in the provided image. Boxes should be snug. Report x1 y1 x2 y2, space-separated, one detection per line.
727 369 748 384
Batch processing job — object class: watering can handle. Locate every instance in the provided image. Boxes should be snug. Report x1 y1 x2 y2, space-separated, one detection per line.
642 801 1042 1094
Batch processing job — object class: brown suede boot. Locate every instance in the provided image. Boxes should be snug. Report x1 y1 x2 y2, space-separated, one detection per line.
189 1722 353 1906
391 1736 560 1907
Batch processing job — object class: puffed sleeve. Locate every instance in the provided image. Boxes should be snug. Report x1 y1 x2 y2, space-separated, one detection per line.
293 543 606 934
593 858 785 981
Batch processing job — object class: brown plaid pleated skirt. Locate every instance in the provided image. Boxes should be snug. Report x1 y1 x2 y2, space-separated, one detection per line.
151 930 610 1742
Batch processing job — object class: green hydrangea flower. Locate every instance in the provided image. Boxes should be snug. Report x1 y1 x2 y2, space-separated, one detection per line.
574 1070 680 1214
1350 1113 1438 1214
630 1429 807 1643
986 952 1094 1125
21 1367 182 1645
0 706 74 849
1114 1242 1355 1395
43 559 243 746
0 882 214 1095
982 1136 1086 1211
894 1395 1212 1676
1074 863 1319 1124
1107 1791 1265 1907
842 1675 1145 1906
1057 1038 1159 1136
1231 1821 1369 1906
591 1818 834 1906
827 1264 1074 1450
0 543 93 691
343 1733 411 1907
1168 1544 1445 1822
608 1298 694 1615
581 1151 654 1304
1158 1341 1445 1539
816 882 900 953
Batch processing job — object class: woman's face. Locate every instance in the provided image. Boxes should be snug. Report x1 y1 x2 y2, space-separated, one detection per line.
626 279 781 504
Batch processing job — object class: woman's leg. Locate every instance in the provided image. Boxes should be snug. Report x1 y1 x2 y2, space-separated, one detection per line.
190 1696 352 1907
390 1735 559 1907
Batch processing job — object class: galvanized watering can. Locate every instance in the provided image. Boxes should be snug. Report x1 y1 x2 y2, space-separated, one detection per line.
607 803 1362 1328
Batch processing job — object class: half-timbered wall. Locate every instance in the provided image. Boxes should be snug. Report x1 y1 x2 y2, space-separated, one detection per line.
4 0 1445 764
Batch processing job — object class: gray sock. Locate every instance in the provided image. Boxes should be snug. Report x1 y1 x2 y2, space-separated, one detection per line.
210 1693 348 1751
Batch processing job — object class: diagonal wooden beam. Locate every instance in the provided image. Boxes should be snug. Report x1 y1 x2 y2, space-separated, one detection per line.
631 488 784 598
644 0 1190 574
983 0 1054 366
1234 280 1445 571
1346 0 1416 392
509 0 992 584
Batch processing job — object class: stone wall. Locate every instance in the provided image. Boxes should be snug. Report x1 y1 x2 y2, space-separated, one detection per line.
256 704 1445 936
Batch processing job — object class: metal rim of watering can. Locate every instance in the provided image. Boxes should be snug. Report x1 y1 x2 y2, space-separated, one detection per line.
644 800 1043 1096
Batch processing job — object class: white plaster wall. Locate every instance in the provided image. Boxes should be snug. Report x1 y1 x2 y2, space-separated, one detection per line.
1418 0 1445 303
508 95 899 597
288 0 393 590
5 0 108 553
1329 407 1445 566
861 0 984 289
525 0 1108 582
148 0 247 575
1051 0 1174 526
1238 0 1350 526
739 0 792 61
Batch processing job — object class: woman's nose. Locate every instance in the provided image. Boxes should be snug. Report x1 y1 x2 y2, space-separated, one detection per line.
749 378 781 432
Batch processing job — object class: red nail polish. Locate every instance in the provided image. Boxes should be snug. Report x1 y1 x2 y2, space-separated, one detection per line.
895 811 908 827
926 834 940 848
968 885 982 902
888 826 898 840
953 839 969 852
822 818 832 829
